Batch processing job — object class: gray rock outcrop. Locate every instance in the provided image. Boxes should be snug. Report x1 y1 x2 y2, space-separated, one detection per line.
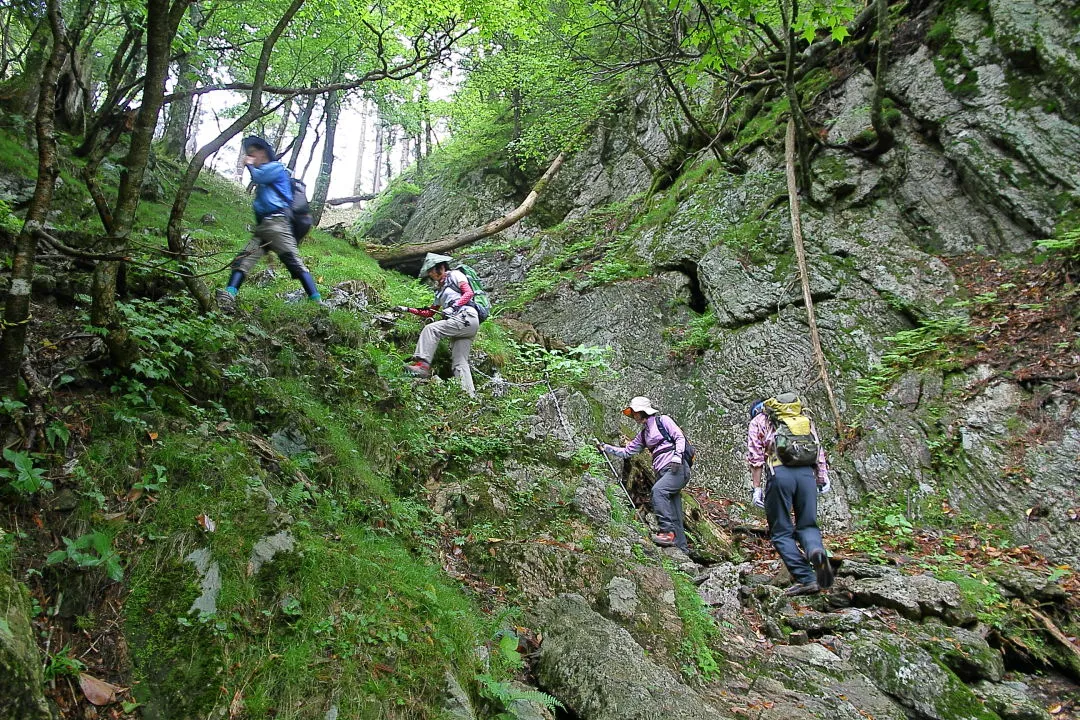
536 593 731 719
834 628 1003 720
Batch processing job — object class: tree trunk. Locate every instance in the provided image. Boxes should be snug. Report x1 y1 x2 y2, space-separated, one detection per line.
271 97 291 148
163 4 204 159
384 125 396 185
781 0 813 192
370 151 566 268
163 53 195 158
422 68 433 158
784 118 842 435
300 97 325 178
0 0 67 386
371 121 383 193
165 0 307 314
310 88 339 225
287 92 315 172
91 0 190 368
399 135 410 173
861 0 894 159
352 100 368 195
233 141 247 182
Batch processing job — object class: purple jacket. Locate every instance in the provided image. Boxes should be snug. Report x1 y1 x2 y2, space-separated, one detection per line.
602 415 686 473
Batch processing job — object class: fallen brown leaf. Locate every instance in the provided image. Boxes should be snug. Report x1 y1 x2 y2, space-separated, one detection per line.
79 673 120 706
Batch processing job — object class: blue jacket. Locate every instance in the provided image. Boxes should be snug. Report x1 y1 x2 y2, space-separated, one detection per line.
248 161 292 223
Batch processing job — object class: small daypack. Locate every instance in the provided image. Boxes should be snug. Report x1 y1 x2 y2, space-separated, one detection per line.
654 415 697 468
271 176 313 242
765 396 820 468
453 263 492 322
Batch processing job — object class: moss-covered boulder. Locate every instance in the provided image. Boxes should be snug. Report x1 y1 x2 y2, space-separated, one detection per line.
535 593 732 720
834 628 1002 720
972 680 1052 720
892 618 1005 683
0 573 50 720
738 642 908 720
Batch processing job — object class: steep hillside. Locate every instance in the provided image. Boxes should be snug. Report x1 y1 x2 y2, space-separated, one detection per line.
364 0 1080 567
2 0 1080 717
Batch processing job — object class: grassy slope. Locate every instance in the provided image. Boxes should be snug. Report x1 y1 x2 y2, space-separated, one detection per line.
0 127 609 718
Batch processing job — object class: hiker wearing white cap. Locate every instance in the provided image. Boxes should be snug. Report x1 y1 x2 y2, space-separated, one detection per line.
394 253 480 396
598 396 691 552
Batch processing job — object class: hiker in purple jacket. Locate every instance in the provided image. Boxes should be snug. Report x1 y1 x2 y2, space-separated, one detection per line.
599 396 690 552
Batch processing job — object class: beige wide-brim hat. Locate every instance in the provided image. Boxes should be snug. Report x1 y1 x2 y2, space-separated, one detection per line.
623 396 659 416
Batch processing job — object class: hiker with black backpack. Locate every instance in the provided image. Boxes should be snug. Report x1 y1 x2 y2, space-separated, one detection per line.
217 136 320 310
747 393 835 596
393 252 490 397
598 396 694 553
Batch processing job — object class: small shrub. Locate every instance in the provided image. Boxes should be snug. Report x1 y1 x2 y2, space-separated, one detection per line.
0 448 51 495
46 531 124 582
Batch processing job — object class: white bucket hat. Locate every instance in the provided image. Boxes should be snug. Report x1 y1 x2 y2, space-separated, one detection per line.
623 396 659 416
418 252 455 278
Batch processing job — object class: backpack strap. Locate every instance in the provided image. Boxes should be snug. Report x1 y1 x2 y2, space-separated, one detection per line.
267 173 295 213
654 415 679 453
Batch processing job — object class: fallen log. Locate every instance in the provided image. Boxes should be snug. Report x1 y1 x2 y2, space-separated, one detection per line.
326 193 378 206
368 151 566 270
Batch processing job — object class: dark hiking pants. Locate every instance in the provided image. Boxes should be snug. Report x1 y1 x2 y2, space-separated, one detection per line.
765 464 823 586
653 461 689 552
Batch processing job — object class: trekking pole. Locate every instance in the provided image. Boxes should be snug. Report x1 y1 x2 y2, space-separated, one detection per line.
593 436 637 513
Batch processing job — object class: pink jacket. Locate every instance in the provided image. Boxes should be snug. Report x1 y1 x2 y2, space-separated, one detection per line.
746 413 830 486
602 415 686 473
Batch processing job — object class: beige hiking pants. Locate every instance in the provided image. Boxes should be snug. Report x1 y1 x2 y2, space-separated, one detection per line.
232 215 309 277
414 306 479 396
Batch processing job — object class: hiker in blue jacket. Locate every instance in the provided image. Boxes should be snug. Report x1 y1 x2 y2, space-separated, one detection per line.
599 396 690 552
217 136 320 309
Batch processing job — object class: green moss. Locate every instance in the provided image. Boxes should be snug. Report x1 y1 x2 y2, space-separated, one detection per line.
671 571 723 680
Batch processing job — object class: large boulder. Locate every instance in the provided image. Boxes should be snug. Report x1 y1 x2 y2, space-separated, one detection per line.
0 574 51 720
834 628 1002 720
722 642 909 720
842 569 975 624
535 593 732 720
892 618 1005 683
972 680 1052 720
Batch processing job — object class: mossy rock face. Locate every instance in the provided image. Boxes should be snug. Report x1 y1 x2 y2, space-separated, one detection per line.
836 628 1003 720
0 574 50 720
125 557 224 719
752 643 909 720
535 593 730 720
892 617 1005 683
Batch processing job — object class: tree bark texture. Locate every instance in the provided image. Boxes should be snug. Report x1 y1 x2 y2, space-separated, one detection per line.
370 151 566 268
784 118 842 434
0 0 68 385
372 121 383 193
310 87 340 226
288 92 315 172
91 0 191 367
352 100 368 195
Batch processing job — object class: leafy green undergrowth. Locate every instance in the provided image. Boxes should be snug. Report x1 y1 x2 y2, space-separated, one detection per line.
853 315 972 409
2 209 626 717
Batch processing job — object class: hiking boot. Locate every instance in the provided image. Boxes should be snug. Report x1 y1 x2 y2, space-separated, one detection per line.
783 582 821 596
650 532 676 547
810 549 835 589
404 361 431 378
216 289 237 313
